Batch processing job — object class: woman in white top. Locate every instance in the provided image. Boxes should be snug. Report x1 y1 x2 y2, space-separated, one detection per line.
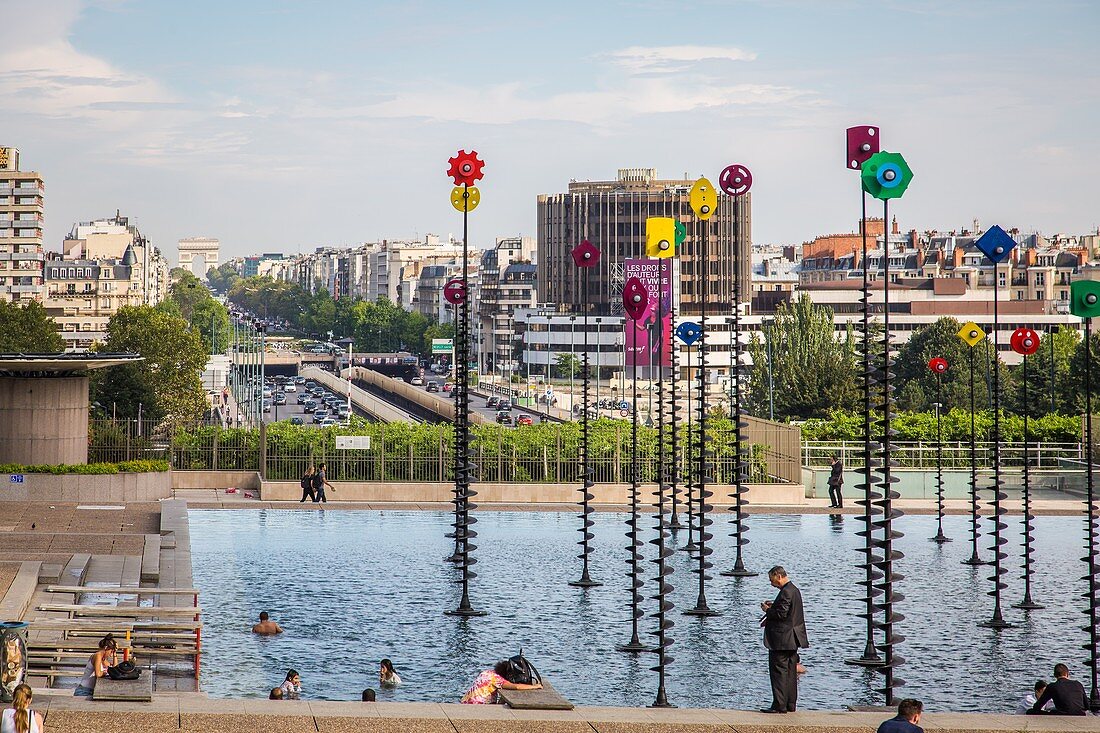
1 684 43 733
379 658 401 687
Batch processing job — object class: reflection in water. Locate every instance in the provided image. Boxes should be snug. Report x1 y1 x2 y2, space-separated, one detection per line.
189 510 1085 712
829 514 844 534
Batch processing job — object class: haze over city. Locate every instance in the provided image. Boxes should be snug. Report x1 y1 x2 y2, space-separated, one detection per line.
4 0 1097 258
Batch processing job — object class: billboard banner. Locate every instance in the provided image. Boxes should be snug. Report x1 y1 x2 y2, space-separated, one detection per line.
623 258 673 368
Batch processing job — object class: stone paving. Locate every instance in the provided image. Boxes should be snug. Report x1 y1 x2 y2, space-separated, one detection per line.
20 693 1100 732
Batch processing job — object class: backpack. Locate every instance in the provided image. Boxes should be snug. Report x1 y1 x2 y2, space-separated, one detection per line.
300 474 311 490
502 650 541 686
107 660 141 680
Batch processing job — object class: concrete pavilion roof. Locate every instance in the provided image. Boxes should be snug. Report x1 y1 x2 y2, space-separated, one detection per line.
0 353 143 377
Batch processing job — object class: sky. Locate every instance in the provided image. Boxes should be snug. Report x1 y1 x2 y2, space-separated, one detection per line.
3 0 1098 263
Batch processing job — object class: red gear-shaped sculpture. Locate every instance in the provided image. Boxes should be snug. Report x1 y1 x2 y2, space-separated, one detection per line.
447 150 485 187
1010 328 1040 356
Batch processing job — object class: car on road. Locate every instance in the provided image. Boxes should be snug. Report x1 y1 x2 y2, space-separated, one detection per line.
273 394 287 405
313 410 329 424
495 410 513 425
320 417 339 426
284 384 296 392
426 382 440 392
516 415 533 426
289 416 304 425
410 375 424 386
297 394 309 404
443 382 454 392
292 376 306 384
486 396 500 408
336 406 349 419
262 400 272 413
498 400 512 412
302 400 317 412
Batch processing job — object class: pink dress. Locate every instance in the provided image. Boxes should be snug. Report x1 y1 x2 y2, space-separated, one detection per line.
461 670 507 704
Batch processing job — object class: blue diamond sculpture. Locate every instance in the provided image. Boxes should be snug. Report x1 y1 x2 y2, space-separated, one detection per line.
974 224 1017 264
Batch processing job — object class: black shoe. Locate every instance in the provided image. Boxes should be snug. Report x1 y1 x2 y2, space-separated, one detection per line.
759 708 786 714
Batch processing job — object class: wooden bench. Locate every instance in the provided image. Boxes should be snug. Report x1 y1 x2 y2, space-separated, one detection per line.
498 679 574 710
37 603 203 617
93 673 153 702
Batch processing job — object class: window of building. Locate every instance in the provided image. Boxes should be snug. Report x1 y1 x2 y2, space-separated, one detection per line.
1016 291 1023 300
1061 290 1069 300
1035 291 1043 300
1035 272 1045 285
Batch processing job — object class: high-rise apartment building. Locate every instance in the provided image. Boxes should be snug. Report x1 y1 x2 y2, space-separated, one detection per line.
536 168 751 316
0 147 46 303
478 236 536 372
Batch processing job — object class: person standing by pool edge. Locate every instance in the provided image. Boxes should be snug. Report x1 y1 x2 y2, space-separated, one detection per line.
759 565 808 713
313 463 335 503
827 455 844 508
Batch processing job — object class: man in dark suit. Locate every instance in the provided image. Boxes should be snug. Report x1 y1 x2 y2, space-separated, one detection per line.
827 455 844 508
759 565 808 713
1028 663 1089 715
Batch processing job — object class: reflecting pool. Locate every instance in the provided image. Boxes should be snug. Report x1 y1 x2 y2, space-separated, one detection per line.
189 509 1088 711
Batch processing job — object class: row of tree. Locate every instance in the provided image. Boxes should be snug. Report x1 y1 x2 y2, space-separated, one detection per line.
747 296 1088 421
225 275 453 356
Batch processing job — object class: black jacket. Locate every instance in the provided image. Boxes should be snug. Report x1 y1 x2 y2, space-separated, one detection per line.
1031 677 1088 715
828 461 843 487
764 581 809 651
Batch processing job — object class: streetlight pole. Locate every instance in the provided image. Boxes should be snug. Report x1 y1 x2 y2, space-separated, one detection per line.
570 315 576 419
765 317 775 421
347 341 353 423
595 316 602 416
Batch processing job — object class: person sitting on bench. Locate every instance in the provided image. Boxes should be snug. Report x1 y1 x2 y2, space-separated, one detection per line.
461 661 542 704
73 634 117 697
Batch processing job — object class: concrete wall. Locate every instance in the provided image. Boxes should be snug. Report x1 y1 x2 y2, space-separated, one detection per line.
259 480 806 505
0 471 171 502
170 470 262 491
803 466 1077 500
0 376 89 465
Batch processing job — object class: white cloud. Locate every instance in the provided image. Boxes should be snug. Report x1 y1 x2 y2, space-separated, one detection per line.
601 45 758 73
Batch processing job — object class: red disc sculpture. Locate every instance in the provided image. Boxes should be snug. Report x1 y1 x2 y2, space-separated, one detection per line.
443 278 466 305
718 164 752 197
928 357 949 374
1011 328 1040 356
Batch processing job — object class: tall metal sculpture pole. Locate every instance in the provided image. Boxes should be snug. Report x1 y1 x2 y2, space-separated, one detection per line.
1010 328 1042 610
678 186 719 616
677 324 700 551
570 238 602 588
619 277 650 653
444 150 486 617
844 126 884 668
928 358 951 543
669 299 684 531
861 150 914 704
708 170 755 579
1069 281 1100 710
958 321 988 566
974 225 1018 630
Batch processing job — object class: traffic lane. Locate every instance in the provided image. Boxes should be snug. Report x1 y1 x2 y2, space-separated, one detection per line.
258 387 353 424
431 386 553 426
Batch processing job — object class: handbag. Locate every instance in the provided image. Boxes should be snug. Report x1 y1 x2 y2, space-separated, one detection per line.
107 660 141 680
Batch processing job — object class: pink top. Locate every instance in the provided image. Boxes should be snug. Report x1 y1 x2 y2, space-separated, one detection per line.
461 670 507 704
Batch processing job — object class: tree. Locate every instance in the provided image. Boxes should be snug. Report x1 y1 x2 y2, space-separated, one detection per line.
92 306 208 423
1009 325 1079 416
747 295 858 420
893 317 997 412
206 263 240 294
0 301 64 352
555 352 580 379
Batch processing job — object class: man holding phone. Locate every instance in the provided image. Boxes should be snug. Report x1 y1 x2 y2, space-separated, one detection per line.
760 565 808 713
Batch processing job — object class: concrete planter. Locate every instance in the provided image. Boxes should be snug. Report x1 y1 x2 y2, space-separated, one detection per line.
0 471 172 502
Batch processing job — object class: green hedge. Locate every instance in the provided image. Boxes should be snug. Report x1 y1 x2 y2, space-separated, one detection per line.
801 408 1080 443
0 459 170 475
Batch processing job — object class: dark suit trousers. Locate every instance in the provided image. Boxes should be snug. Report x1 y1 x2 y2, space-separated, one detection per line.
769 649 798 711
828 484 843 507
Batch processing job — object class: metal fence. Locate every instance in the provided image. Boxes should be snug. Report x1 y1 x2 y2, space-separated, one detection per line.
802 440 1084 470
90 419 796 484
